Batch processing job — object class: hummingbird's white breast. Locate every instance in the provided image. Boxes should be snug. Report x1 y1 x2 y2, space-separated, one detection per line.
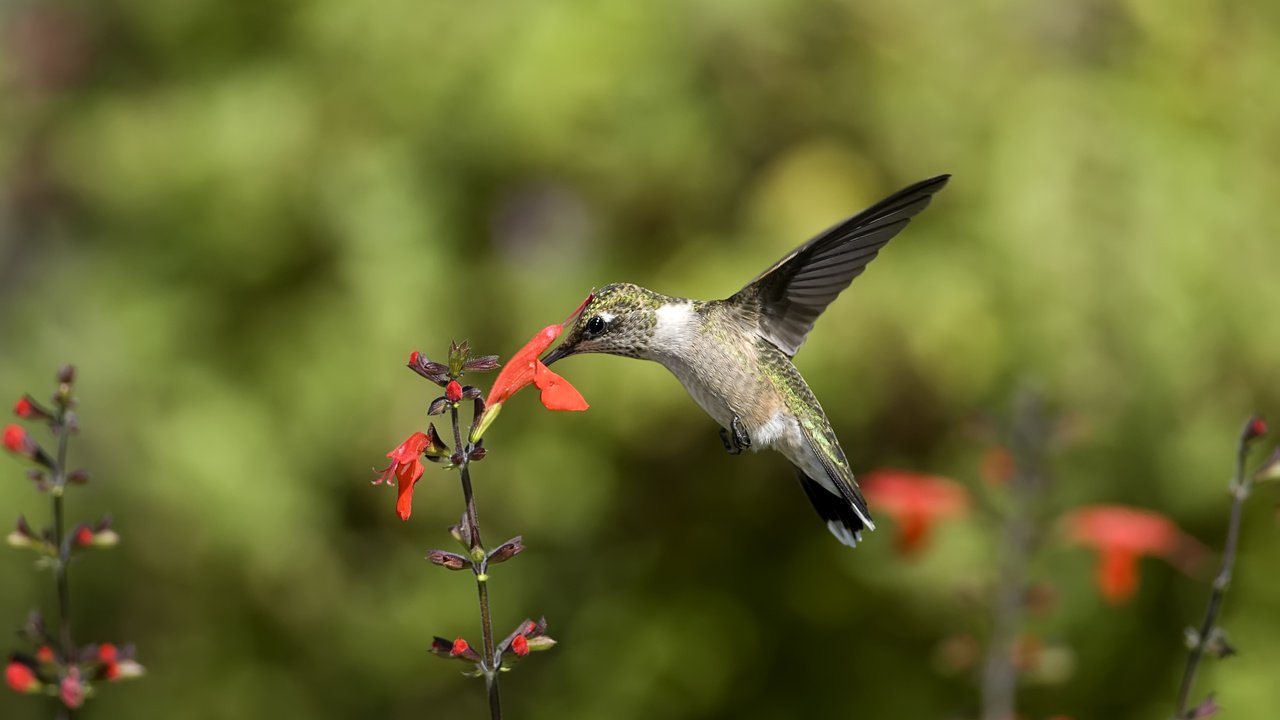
649 301 797 452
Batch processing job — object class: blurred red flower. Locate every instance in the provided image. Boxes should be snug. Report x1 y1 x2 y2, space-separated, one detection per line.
98 643 119 680
862 469 970 555
1064 505 1207 604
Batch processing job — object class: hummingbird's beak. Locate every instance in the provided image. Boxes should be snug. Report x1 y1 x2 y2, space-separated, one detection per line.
541 343 571 367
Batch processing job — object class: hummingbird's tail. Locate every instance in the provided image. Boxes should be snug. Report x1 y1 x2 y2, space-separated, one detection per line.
795 468 874 548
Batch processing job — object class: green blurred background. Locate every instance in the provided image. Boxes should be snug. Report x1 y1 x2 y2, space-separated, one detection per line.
2 0 1278 718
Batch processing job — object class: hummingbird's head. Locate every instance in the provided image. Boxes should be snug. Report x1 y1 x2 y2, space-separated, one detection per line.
543 283 665 365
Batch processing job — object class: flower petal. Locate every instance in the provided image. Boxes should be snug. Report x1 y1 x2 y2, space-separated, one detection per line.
533 361 588 411
487 324 563 406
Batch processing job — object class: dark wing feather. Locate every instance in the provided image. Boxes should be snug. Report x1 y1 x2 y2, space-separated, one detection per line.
732 174 950 357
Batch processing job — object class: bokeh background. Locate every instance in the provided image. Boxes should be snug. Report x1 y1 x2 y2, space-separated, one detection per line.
2 1 1279 718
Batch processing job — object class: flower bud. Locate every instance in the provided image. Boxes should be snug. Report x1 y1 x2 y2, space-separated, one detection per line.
511 634 529 657
5 660 41 694
463 355 501 373
407 351 451 385
448 340 471 377
446 380 463 403
524 635 557 652
13 396 49 421
7 516 38 549
427 397 449 416
1243 415 1267 444
487 536 524 565
426 549 470 571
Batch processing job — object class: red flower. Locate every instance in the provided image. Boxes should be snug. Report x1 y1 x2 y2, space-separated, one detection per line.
3 424 33 456
450 638 470 657
35 646 55 664
446 380 463 403
471 314 590 441
1064 505 1207 605
375 432 431 521
862 469 970 555
98 643 120 680
511 634 529 657
75 526 94 546
5 661 40 693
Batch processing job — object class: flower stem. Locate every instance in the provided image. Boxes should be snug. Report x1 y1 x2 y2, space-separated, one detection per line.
1172 423 1254 718
53 407 76 718
981 389 1051 720
450 404 501 720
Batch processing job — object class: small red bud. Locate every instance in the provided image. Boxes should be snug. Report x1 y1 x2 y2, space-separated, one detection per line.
14 397 35 418
1248 417 1267 440
450 638 469 657
36 646 55 664
409 351 421 365
3 424 30 454
512 634 529 656
5 661 40 693
446 380 463 403
76 527 94 546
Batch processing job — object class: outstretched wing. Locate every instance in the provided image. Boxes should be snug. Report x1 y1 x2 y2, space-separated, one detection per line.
732 174 950 357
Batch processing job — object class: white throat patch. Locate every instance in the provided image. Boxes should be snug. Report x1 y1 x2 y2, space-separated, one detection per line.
653 302 694 345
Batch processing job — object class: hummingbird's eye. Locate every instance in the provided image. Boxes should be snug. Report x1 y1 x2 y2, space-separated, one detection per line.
585 315 606 335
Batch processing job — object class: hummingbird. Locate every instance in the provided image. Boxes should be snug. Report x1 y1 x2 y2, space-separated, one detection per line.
542 175 950 547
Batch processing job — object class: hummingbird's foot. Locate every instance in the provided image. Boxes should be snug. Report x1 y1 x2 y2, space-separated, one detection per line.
731 416 752 450
719 427 742 455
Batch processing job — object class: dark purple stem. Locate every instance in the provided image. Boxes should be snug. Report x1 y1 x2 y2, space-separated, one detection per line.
1172 423 1254 718
449 403 501 720
53 405 76 718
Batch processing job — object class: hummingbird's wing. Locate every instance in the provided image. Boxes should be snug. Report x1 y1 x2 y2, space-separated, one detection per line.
733 174 950 357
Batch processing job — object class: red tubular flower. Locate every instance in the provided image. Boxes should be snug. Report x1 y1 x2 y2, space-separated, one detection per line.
862 469 970 555
1064 505 1207 605
446 380 463 403
375 432 431 521
470 315 590 442
511 634 529 657
5 661 40 694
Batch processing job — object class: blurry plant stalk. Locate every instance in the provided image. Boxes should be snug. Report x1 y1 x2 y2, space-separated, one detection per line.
4 365 142 715
1172 416 1271 719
